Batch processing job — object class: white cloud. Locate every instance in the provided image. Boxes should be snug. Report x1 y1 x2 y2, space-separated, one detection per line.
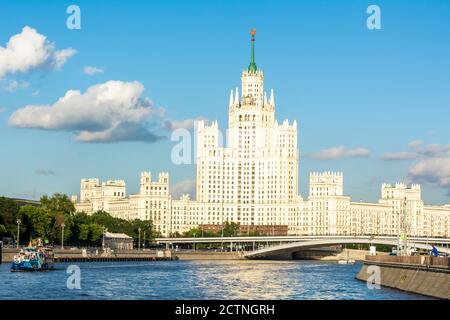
84 66 104 75
1 79 29 92
408 157 450 191
386 140 450 194
412 142 450 157
9 80 166 143
171 179 196 199
0 107 4 114
381 140 450 161
408 140 423 149
403 142 450 193
0 26 76 79
53 48 76 69
381 151 416 161
308 146 370 160
162 117 208 131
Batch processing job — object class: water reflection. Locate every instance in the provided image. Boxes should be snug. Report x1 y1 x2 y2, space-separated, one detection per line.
0 260 431 300
191 260 298 299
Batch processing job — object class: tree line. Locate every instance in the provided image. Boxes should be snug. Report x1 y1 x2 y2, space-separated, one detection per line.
0 194 155 247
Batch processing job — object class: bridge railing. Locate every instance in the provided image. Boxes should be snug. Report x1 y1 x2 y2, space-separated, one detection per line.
365 255 450 268
156 235 450 242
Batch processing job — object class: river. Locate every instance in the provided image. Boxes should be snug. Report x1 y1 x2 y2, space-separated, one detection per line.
0 260 431 300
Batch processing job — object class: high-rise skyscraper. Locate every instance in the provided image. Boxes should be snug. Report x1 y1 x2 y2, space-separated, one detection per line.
74 30 450 238
196 29 299 228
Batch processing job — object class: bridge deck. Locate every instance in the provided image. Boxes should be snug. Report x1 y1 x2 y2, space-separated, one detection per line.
244 238 450 258
156 235 450 245
154 236 450 258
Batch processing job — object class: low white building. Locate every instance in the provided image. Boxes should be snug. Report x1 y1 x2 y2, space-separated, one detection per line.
104 232 133 250
73 171 450 238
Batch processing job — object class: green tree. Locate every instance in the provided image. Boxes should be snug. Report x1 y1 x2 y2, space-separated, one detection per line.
89 223 103 242
0 224 7 237
0 197 20 237
70 212 90 244
78 224 90 242
3 193 160 248
129 219 153 247
223 221 239 237
247 230 260 236
39 193 75 245
40 193 75 216
182 227 218 238
19 206 53 242
57 215 73 245
182 227 201 237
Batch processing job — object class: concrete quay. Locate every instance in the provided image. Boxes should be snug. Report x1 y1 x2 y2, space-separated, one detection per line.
174 248 372 261
176 250 243 260
2 246 371 263
1 247 176 263
293 248 381 261
356 255 450 300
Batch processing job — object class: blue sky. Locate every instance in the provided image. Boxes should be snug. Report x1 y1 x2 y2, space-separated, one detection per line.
0 0 449 204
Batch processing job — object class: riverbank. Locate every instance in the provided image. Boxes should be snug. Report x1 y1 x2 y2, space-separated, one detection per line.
176 251 243 260
294 248 382 261
1 247 176 263
1 247 375 262
175 248 375 261
356 255 450 300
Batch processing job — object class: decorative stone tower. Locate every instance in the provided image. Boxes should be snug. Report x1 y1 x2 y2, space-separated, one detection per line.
196 29 299 227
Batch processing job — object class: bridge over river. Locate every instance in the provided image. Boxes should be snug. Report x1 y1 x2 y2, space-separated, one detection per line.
156 235 450 259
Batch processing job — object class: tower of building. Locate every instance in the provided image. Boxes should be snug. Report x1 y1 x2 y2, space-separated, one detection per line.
196 29 299 227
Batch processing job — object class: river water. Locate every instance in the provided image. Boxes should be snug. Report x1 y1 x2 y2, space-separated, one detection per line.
0 260 431 300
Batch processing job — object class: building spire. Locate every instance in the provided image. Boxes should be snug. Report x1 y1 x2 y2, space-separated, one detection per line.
248 28 257 73
229 89 234 106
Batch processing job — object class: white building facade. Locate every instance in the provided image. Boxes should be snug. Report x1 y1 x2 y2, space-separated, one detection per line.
73 31 450 238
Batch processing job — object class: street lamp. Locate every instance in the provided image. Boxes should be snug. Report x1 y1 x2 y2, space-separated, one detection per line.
143 231 146 250
138 227 141 251
61 222 65 250
16 219 21 249
193 231 196 251
102 227 107 250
